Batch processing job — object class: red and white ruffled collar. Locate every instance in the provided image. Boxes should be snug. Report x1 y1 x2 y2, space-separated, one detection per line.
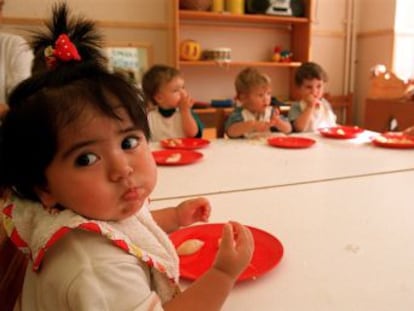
1 196 179 284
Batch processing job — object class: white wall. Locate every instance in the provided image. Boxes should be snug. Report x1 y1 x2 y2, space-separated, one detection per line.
355 0 396 124
394 0 414 81
1 0 173 65
2 0 169 25
311 0 349 95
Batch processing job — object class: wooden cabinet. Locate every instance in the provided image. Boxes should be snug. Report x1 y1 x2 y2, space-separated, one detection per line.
172 0 313 102
364 98 414 132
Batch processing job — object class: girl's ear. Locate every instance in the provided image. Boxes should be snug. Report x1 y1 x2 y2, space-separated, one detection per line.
238 92 248 102
34 185 57 208
154 92 164 105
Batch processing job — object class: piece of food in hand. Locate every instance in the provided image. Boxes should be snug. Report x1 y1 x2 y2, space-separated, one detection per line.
176 239 205 256
166 152 182 163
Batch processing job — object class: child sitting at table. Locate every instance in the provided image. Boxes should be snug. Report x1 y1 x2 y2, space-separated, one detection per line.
0 3 254 310
225 67 292 138
288 62 337 132
142 64 204 141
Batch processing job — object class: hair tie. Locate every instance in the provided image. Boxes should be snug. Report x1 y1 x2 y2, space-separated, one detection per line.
45 34 81 69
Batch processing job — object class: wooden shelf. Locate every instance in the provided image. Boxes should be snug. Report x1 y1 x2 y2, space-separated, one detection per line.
179 10 309 25
179 60 301 68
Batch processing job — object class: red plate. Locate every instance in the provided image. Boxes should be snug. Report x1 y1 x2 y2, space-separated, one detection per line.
169 223 284 282
267 136 316 149
319 126 364 139
160 138 210 150
372 132 414 149
152 150 203 166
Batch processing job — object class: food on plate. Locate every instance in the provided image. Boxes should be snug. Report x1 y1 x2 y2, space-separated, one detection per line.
176 239 205 256
375 135 413 144
336 128 345 135
375 136 389 143
167 138 183 147
165 152 182 163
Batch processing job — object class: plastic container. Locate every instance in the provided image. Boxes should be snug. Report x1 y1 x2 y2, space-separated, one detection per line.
226 0 244 14
211 0 224 12
202 48 232 62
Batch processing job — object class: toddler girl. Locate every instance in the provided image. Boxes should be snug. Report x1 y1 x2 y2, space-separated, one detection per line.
0 4 253 310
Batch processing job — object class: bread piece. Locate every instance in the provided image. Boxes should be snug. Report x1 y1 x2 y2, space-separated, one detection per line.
176 239 205 256
166 153 182 163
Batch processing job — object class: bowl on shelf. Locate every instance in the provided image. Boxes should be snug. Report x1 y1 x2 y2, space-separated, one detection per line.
202 48 232 62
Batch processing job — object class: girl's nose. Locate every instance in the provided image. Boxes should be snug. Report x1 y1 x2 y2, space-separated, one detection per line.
108 155 134 181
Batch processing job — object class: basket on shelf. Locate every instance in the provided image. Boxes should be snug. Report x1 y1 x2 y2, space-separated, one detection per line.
180 0 212 11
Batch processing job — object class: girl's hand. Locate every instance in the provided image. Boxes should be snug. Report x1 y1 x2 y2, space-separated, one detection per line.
178 89 195 110
272 107 280 118
304 94 320 109
176 197 211 227
212 222 254 280
253 121 270 132
270 108 281 126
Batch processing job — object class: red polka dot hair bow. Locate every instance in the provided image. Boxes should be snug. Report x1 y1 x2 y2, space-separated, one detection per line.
45 34 81 69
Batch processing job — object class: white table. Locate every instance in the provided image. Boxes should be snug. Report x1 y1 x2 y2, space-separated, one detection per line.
151 170 414 311
150 132 414 310
151 132 414 201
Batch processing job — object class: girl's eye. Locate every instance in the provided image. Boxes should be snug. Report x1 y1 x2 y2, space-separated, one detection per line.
122 136 139 150
75 153 98 167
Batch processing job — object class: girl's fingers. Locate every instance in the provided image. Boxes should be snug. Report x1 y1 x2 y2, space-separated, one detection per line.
220 222 234 248
230 221 254 251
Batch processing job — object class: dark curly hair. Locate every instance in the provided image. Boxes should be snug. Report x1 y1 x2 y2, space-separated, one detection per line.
294 62 328 86
0 2 149 201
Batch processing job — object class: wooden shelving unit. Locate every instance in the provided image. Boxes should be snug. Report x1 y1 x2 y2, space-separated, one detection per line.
172 0 313 100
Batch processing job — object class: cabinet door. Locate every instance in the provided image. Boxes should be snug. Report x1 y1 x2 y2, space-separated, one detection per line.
365 99 414 132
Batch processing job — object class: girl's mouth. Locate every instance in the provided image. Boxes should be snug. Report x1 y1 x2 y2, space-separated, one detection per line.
122 187 141 201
